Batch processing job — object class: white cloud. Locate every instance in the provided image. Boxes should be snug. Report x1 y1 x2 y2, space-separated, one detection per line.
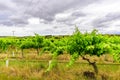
83 0 120 15
55 13 71 21
81 0 120 33
0 0 120 36
28 18 40 24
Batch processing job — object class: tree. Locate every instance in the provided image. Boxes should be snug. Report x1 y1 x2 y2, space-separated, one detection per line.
0 39 10 53
18 38 34 58
108 36 120 62
32 34 44 55
67 28 112 74
43 37 67 72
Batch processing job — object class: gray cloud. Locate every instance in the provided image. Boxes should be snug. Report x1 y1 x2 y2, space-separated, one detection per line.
1 0 120 36
93 12 120 28
0 14 29 26
0 20 13 26
0 0 21 26
71 11 86 17
105 30 120 34
56 11 86 26
0 3 10 11
24 0 92 21
0 0 98 26
12 0 96 23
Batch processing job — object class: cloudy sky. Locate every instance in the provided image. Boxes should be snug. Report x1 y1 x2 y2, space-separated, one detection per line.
0 0 120 36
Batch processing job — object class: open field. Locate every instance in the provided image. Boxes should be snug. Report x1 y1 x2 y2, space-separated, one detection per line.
0 31 120 80
0 52 120 80
1 0 120 80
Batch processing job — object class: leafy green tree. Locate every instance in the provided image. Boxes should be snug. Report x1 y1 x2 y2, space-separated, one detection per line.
43 37 67 72
108 36 120 62
67 27 111 74
18 38 34 58
0 39 10 53
32 34 44 55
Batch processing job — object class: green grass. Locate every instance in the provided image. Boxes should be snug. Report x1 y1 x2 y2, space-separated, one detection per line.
0 50 120 80
0 59 119 80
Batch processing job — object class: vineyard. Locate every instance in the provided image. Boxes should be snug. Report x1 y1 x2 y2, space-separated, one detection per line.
0 28 120 80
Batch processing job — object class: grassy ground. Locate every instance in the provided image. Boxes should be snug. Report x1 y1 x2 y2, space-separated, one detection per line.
0 49 119 80
0 60 120 80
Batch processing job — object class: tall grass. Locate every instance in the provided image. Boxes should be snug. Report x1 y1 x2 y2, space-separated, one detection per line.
0 59 119 80
0 50 119 80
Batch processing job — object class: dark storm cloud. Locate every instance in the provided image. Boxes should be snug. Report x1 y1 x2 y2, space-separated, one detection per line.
93 12 120 28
